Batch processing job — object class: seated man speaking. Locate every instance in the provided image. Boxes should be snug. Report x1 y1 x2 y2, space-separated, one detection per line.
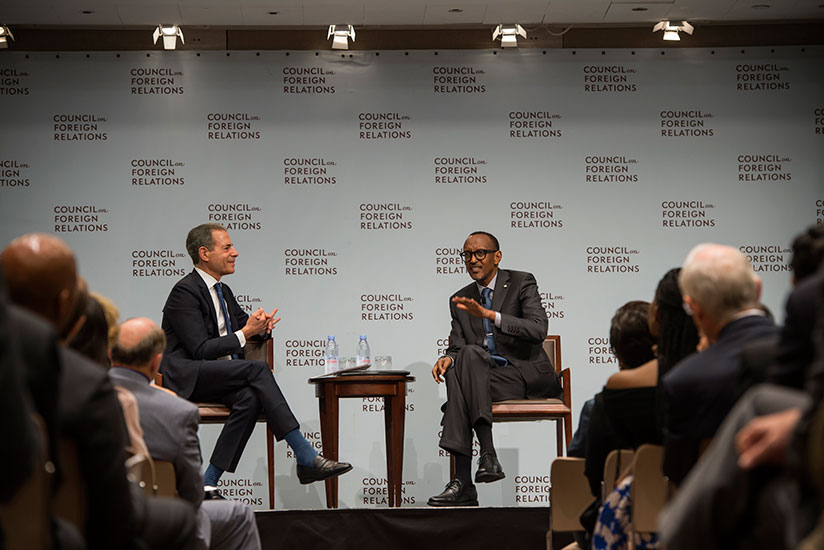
161 223 351 496
429 231 561 506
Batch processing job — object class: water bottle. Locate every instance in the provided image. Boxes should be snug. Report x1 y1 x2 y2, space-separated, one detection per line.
324 335 339 374
356 335 371 368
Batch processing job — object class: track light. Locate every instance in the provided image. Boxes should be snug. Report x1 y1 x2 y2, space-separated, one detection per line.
0 26 14 49
652 21 694 41
327 25 355 50
492 24 527 48
153 25 184 50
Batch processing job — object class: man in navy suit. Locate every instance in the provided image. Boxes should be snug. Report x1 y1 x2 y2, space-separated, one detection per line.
428 231 561 506
161 223 350 495
662 243 779 485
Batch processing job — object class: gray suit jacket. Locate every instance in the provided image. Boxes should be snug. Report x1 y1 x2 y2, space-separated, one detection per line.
109 366 204 508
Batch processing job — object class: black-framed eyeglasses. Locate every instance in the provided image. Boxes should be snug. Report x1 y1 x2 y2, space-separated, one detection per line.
459 249 498 262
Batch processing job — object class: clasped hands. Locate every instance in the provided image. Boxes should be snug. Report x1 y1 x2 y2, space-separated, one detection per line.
432 296 494 384
241 307 280 338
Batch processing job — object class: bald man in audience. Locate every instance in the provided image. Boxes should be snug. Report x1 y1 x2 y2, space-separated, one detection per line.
110 317 261 550
662 243 779 485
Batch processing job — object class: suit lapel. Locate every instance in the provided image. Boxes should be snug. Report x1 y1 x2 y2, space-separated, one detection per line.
191 270 220 336
491 269 510 312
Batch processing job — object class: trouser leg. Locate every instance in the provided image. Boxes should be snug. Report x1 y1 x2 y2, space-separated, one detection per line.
209 387 261 473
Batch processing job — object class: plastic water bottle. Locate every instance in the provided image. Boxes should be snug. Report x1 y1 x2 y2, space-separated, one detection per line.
324 335 339 374
356 335 371 368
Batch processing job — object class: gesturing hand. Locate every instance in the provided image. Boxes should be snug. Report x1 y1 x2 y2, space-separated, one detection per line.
452 296 494 321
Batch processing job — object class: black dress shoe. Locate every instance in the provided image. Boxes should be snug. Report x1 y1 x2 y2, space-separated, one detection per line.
475 452 505 483
296 455 353 485
203 487 226 500
427 479 479 507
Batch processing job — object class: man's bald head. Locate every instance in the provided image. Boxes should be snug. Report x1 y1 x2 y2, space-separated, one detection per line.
111 317 166 373
1 233 79 334
679 243 760 326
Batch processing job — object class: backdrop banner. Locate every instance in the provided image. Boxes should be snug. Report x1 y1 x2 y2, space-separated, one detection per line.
1 46 822 509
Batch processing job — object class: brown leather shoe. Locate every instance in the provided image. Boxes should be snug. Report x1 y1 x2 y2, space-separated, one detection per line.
296 455 353 485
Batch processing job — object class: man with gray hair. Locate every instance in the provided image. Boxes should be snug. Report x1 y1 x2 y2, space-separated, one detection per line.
110 317 261 550
662 243 778 484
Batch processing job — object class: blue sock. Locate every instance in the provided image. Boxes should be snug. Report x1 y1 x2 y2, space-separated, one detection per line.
203 463 224 487
284 429 318 466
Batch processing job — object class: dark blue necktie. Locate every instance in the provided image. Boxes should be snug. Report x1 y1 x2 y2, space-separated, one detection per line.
481 287 497 355
215 282 238 360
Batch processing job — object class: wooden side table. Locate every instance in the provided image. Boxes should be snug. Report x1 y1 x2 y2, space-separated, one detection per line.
308 372 415 508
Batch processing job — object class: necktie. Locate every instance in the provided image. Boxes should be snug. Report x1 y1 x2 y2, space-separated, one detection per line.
215 282 238 360
481 287 497 356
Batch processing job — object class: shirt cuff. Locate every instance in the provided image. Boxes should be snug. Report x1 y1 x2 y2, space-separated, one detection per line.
235 330 246 349
494 312 501 328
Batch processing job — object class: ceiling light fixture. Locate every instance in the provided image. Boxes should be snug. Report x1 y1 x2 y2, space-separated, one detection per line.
327 25 355 50
0 26 14 49
652 20 694 41
492 24 527 48
153 24 184 50
448 9 464 13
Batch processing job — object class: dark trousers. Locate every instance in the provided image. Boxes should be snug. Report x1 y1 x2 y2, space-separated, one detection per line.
439 345 526 457
190 359 300 472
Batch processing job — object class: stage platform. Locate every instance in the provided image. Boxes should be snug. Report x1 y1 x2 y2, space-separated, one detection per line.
255 506 556 550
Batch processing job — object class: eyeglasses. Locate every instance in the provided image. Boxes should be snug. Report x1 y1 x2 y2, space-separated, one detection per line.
459 249 498 262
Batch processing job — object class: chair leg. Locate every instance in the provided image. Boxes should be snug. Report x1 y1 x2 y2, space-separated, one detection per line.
563 413 573 453
266 427 275 509
555 420 564 457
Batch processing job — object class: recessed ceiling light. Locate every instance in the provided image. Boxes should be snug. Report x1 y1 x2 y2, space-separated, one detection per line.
751 4 770 8
81 10 95 15
267 11 279 15
448 9 464 14
632 7 648 12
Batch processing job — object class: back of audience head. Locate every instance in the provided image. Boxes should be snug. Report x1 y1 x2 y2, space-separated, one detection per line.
92 292 120 351
66 293 110 368
790 225 824 284
653 268 700 378
111 317 166 374
610 300 656 370
679 244 760 337
1 233 80 338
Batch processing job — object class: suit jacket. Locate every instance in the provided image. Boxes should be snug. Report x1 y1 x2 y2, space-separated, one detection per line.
662 314 778 485
58 347 136 550
445 269 560 399
161 269 264 398
109 366 204 508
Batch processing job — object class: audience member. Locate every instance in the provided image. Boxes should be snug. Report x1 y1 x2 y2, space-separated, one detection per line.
1 233 137 549
662 244 779 485
584 301 657 496
111 317 262 550
660 268 824 550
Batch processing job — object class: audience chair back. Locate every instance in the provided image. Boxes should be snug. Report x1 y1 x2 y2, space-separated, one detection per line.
0 414 52 550
631 444 674 534
450 335 572 479
54 438 86 535
156 339 275 508
602 449 635 500
153 460 178 498
126 453 157 497
550 457 595 533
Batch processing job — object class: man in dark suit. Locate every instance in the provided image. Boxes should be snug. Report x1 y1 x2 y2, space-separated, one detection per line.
428 231 561 506
662 243 779 485
161 223 350 494
111 317 260 550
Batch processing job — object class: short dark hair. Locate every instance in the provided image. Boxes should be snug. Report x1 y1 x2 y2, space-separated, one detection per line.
790 225 824 282
186 223 226 265
110 322 166 368
609 300 656 369
68 295 110 368
468 231 500 251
